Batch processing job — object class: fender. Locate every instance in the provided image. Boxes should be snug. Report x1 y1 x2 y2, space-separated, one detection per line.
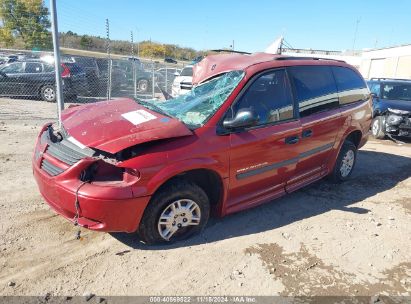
326 125 363 173
145 157 228 196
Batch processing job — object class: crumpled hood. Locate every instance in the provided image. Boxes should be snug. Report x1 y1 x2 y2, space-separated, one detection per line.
61 98 193 154
379 98 411 112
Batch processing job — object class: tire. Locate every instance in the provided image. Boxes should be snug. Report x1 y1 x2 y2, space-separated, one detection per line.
371 116 386 139
40 85 56 102
329 140 357 183
139 180 210 245
137 79 149 93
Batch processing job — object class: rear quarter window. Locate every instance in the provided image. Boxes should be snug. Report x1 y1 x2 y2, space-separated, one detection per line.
288 65 339 117
332 66 368 105
332 66 366 91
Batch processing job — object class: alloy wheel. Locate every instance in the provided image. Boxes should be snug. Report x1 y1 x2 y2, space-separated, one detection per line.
340 149 355 178
43 87 55 101
157 199 201 241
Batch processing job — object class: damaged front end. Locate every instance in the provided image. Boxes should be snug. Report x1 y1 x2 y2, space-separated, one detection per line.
36 124 140 185
384 108 411 137
32 123 152 232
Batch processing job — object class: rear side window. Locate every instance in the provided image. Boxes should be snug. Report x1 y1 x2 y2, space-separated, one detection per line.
288 66 338 117
25 62 43 73
43 64 54 73
332 66 366 91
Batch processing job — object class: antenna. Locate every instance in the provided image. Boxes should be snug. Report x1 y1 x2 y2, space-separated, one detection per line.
352 18 361 50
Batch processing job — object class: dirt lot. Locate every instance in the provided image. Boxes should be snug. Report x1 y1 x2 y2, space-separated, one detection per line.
0 98 410 296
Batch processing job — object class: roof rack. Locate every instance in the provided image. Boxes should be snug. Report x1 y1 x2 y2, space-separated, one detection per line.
275 56 346 63
370 77 411 82
210 49 251 55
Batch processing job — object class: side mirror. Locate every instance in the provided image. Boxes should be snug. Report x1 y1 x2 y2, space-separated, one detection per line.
173 71 180 77
370 92 378 99
223 108 259 129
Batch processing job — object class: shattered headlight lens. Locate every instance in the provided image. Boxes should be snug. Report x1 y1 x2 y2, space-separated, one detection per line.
386 114 403 126
387 108 411 115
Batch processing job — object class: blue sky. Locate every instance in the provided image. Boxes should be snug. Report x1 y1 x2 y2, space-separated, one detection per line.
50 0 411 52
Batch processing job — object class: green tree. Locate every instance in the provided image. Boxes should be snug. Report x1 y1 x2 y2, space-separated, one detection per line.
0 0 51 49
79 35 92 49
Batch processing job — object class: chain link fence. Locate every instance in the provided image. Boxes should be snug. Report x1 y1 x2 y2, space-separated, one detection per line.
0 47 189 103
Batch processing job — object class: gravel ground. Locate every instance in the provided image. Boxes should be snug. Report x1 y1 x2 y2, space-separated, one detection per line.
0 98 410 296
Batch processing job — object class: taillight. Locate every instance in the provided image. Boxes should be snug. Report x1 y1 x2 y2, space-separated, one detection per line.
61 63 71 78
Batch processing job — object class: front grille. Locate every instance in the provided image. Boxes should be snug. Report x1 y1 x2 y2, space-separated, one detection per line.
46 139 92 165
41 159 64 176
38 126 95 176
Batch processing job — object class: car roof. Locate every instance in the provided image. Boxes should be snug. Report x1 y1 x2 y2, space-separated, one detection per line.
192 52 349 84
369 78 411 84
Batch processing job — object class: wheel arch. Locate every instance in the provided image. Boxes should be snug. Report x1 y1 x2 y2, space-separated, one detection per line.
146 161 227 216
326 127 363 174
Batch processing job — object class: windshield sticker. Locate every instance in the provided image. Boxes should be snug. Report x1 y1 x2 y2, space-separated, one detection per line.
122 110 157 125
160 117 170 123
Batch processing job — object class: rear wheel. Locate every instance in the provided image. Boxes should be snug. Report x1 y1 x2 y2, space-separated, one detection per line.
137 79 149 93
139 180 210 244
330 140 357 183
371 116 386 139
40 85 56 102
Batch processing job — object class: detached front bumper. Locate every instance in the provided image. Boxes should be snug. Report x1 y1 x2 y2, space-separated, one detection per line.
32 124 151 233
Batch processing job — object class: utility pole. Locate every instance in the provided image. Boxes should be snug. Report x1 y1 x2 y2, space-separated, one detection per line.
131 31 136 98
352 18 361 50
49 0 64 127
106 18 112 100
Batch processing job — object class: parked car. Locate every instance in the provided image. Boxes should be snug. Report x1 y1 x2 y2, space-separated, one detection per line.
0 60 87 102
367 78 411 139
155 67 181 91
0 54 18 65
32 53 372 244
68 56 126 96
112 58 153 93
171 65 193 97
164 57 178 64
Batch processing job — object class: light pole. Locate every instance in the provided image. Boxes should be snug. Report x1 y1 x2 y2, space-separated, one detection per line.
49 0 64 127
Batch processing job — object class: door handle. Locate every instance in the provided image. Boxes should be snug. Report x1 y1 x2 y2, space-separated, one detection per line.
285 136 299 144
302 129 313 138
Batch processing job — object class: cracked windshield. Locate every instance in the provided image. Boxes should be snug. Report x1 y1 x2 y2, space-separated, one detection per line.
141 71 244 127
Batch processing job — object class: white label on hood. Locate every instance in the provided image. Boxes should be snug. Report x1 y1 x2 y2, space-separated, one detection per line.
121 110 157 125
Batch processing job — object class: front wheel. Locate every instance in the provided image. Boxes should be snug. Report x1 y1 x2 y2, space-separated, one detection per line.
371 116 386 139
40 85 56 102
330 140 357 183
138 180 210 244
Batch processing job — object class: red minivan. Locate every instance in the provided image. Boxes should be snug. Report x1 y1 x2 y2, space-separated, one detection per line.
32 53 372 244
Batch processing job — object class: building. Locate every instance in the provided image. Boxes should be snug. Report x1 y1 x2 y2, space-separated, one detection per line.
359 44 411 80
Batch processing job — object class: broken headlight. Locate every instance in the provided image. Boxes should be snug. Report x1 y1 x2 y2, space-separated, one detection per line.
388 108 410 115
386 114 403 126
80 160 139 185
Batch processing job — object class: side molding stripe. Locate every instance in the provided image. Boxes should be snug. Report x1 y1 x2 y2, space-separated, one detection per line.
236 142 334 180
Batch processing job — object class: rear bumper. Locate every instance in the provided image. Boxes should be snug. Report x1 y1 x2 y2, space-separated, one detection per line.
32 125 151 233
